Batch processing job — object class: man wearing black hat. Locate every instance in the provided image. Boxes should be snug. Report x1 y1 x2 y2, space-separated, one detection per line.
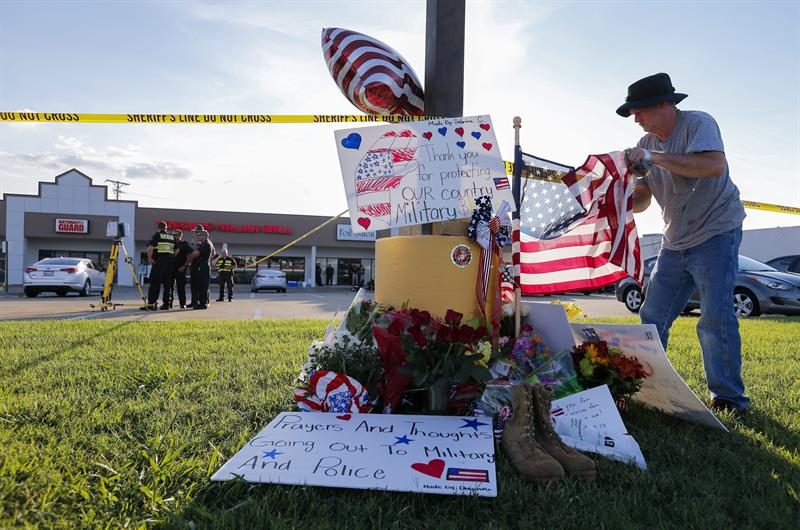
142 221 175 311
620 73 748 414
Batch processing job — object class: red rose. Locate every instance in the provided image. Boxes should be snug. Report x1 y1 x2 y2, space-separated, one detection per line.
445 309 463 327
387 319 405 336
458 324 475 343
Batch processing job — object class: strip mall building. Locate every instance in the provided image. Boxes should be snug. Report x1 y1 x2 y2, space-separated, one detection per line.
0 169 376 287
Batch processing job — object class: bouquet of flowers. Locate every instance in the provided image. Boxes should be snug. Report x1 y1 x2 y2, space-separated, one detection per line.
570 340 649 400
385 308 493 389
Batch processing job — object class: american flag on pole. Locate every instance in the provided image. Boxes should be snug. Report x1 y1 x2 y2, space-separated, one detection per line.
512 151 642 295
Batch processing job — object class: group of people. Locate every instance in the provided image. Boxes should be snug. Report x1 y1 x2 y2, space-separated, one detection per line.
143 223 237 311
314 263 363 289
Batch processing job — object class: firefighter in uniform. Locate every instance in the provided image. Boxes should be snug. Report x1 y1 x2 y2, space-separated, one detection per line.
171 229 193 308
216 248 237 302
186 225 215 310
143 221 175 310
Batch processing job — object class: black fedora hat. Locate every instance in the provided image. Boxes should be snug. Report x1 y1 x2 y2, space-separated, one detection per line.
616 73 688 117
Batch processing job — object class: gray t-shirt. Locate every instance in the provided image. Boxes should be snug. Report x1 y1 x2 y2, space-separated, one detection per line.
637 109 745 250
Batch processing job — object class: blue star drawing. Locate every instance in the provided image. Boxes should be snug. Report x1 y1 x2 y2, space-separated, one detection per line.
393 435 414 445
459 418 488 431
262 449 283 459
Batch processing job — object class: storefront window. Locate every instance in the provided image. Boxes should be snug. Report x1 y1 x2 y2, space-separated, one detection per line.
39 250 111 271
316 258 337 286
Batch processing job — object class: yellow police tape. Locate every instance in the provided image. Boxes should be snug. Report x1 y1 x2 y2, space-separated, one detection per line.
0 112 428 124
2 112 796 216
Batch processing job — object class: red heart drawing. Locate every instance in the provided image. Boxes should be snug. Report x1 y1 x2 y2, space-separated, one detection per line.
455 127 464 136
336 414 352 420
482 143 493 151
422 131 433 140
411 459 445 478
357 217 371 230
480 123 491 131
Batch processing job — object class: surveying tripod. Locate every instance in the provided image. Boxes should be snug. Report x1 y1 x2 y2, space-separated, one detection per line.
91 238 148 311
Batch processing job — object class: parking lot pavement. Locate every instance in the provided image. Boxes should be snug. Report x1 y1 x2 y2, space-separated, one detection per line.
0 286 635 322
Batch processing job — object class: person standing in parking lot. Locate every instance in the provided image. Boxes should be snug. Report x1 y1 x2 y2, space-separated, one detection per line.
216 248 237 302
171 229 192 309
621 73 748 414
325 264 334 286
143 221 175 311
186 225 215 310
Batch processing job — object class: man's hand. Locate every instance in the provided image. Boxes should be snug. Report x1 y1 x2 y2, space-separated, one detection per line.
625 147 652 165
178 265 186 272
148 257 155 266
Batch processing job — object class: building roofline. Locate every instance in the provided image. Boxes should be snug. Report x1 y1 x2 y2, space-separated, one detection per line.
1 168 139 206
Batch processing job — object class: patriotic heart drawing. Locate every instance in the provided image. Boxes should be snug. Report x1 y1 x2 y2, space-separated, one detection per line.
471 131 481 140
482 143 493 151
456 141 466 149
438 127 447 136
357 217 372 230
455 127 464 136
336 414 352 420
411 459 445 478
422 131 432 140
479 123 491 131
341 133 362 150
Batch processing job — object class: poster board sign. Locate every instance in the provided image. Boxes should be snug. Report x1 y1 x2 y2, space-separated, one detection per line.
212 412 497 497
521 301 725 431
334 115 514 233
550 385 647 469
570 323 727 431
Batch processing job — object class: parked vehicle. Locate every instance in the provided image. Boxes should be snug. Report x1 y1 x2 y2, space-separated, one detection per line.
766 255 800 275
23 257 105 297
615 255 800 317
250 268 287 293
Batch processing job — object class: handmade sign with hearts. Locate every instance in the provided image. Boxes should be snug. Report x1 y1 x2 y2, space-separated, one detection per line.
212 412 497 497
334 115 514 233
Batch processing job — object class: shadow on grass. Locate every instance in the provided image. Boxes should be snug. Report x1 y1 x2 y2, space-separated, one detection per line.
1 320 136 379
162 404 799 530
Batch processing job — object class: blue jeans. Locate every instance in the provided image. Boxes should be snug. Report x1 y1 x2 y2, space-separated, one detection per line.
640 227 749 410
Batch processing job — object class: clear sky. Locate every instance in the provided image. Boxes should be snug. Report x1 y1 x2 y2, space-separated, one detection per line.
1 0 798 236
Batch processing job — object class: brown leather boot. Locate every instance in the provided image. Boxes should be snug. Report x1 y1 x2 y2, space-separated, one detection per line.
532 384 597 480
501 383 565 482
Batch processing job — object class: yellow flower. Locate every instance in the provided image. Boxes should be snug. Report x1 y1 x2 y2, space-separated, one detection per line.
473 341 493 367
586 344 608 366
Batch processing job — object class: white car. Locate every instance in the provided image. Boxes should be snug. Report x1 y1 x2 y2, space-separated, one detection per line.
251 268 287 293
23 257 105 297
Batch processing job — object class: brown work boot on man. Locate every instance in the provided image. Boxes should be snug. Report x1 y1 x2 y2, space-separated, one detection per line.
501 383 564 482
532 383 597 480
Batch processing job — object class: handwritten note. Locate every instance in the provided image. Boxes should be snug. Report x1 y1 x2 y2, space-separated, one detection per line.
212 412 497 497
334 115 514 232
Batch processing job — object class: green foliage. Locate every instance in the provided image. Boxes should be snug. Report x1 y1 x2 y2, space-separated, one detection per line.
303 334 384 399
0 317 798 528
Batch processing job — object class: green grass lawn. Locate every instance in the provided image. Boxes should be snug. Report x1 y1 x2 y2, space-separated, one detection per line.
1 317 798 529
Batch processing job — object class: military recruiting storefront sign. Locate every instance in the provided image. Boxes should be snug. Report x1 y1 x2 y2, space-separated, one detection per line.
212 412 497 496
54 218 89 234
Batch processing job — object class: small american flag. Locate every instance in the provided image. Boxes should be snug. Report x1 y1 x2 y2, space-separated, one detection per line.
512 150 642 294
493 176 510 190
500 264 515 303
446 467 490 482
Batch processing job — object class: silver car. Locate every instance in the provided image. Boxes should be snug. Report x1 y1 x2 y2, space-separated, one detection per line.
250 268 287 293
23 257 106 297
616 255 800 317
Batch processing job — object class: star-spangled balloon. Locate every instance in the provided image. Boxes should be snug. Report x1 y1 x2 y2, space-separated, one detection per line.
322 27 424 116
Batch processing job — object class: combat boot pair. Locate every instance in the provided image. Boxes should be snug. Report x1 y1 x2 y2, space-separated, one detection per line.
501 382 596 482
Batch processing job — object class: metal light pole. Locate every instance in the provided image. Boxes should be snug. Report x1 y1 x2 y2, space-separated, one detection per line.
414 0 465 236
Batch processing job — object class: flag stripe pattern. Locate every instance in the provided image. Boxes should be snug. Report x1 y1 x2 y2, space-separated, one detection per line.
322 28 424 116
446 468 490 482
514 152 642 294
354 130 419 224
